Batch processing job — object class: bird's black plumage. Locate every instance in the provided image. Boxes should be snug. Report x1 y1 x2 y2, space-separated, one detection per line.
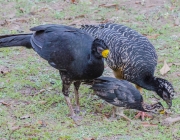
87 77 164 113
0 24 109 119
81 23 175 107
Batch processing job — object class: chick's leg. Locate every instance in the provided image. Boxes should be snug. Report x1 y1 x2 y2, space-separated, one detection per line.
112 70 132 121
113 106 131 122
135 84 152 121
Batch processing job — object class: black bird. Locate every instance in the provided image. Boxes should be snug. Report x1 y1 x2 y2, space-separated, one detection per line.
81 23 175 119
0 24 109 120
86 77 165 121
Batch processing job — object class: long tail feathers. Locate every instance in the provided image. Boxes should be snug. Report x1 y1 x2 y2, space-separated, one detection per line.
0 33 32 48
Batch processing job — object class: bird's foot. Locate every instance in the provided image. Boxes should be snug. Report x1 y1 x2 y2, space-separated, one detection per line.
71 115 83 125
74 106 80 114
135 111 153 121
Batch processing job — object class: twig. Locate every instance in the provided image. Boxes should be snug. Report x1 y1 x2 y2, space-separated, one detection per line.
161 116 180 126
0 101 10 106
30 89 46 96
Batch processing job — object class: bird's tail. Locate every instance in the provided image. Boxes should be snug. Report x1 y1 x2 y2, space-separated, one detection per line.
0 33 32 48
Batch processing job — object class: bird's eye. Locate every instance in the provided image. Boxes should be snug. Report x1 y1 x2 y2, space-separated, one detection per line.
163 92 168 100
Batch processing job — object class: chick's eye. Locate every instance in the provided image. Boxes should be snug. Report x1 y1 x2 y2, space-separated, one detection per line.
163 94 167 98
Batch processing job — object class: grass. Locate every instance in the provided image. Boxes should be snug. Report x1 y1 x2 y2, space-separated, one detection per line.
0 0 180 139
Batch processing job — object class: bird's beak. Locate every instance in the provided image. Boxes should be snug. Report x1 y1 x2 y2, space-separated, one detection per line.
101 49 109 58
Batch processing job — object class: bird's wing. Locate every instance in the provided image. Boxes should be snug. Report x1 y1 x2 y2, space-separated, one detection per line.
30 24 87 70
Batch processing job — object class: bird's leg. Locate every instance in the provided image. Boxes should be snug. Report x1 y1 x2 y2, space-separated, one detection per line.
59 72 82 124
135 85 152 120
59 71 75 117
73 81 81 114
62 81 75 117
64 95 75 117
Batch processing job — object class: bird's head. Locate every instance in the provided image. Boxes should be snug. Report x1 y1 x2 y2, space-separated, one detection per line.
155 77 175 108
92 38 109 59
142 102 165 114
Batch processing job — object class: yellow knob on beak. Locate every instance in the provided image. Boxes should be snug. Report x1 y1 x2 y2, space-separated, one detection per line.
101 49 109 58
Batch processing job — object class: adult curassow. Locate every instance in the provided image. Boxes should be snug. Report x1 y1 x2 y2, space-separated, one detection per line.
85 76 165 121
0 24 109 121
81 23 175 119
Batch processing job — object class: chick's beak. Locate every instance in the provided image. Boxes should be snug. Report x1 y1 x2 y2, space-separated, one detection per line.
101 49 109 58
166 100 172 109
160 110 165 114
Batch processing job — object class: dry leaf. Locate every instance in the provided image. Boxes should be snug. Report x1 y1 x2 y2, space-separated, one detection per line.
16 18 29 23
135 1 141 4
38 7 49 12
174 18 179 26
83 138 95 140
20 115 30 119
38 101 47 105
0 66 10 75
8 122 20 131
69 19 84 25
141 122 158 127
10 126 20 131
0 101 10 106
19 8 24 13
75 14 85 18
147 34 159 39
31 89 45 96
38 120 47 127
99 4 119 9
148 4 156 8
160 60 170 75
169 7 175 11
71 0 76 3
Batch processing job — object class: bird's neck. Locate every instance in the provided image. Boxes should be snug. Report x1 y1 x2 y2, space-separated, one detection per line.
84 54 104 79
136 75 158 92
88 52 102 64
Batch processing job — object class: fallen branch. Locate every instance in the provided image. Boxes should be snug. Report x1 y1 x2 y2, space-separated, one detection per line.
161 116 180 126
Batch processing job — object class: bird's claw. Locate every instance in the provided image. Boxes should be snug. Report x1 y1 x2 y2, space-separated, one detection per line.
71 115 82 125
135 111 153 121
74 106 80 114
